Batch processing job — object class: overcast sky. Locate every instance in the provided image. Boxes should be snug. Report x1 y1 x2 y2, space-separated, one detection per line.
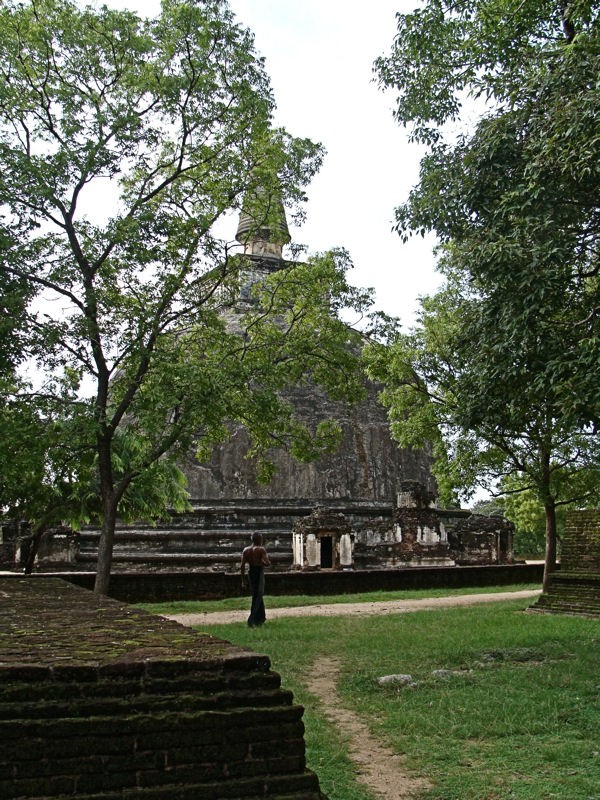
102 0 442 326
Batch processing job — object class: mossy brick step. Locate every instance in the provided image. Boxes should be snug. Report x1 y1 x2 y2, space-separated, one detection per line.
0 684 295 719
533 593 600 616
0 579 326 800
535 591 600 603
532 578 600 617
0 774 324 800
10 772 324 800
531 509 600 618
531 605 600 618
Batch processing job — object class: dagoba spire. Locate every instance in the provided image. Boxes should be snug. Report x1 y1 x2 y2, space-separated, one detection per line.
235 185 291 261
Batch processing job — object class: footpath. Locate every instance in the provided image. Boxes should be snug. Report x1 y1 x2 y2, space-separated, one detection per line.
165 588 542 627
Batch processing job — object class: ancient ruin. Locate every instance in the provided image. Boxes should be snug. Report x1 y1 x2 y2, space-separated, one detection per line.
531 510 600 617
0 578 326 799
1 202 515 576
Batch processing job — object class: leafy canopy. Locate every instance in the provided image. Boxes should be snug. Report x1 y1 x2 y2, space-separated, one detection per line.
372 0 599 586
0 0 380 589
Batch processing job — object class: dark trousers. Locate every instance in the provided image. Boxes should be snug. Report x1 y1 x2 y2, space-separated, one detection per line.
248 565 266 627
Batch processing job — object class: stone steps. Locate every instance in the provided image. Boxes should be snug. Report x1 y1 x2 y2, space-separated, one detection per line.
531 572 600 618
71 498 386 574
77 524 295 572
536 595 600 608
534 590 600 605
79 528 293 546
0 687 294 721
532 601 600 617
76 551 292 568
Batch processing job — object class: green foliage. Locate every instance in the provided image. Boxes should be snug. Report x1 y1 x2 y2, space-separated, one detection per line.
372 0 600 586
468 496 552 557
0 0 375 590
375 0 600 430
376 0 599 143
0 377 94 530
0 376 190 534
366 268 600 531
470 496 505 517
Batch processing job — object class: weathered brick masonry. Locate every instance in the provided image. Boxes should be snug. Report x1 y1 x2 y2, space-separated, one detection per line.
0 579 326 799
531 510 600 618
0 563 544 604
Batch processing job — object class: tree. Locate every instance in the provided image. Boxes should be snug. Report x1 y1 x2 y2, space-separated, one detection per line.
0 225 34 377
502 469 600 558
371 0 599 589
375 0 599 426
0 374 192 571
366 267 600 590
0 0 375 593
502 481 555 559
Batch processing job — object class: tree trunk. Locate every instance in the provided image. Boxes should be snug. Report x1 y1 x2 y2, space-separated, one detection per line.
539 442 558 594
94 498 117 595
94 435 117 595
542 500 558 593
23 525 48 574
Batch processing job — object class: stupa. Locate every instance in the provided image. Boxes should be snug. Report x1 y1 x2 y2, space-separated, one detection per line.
5 194 513 573
147 193 438 571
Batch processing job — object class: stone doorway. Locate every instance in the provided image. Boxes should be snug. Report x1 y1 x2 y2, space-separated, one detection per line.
292 508 353 571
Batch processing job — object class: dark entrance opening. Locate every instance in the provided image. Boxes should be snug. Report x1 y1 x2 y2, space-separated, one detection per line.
320 536 333 569
498 530 510 562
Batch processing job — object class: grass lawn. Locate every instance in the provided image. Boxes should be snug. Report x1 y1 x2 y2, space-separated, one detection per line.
144 593 600 800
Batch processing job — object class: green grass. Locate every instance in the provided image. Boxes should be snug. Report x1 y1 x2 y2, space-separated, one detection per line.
336 605 600 799
136 582 541 616
144 594 599 800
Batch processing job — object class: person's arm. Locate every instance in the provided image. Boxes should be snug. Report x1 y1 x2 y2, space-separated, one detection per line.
241 550 248 587
261 547 271 567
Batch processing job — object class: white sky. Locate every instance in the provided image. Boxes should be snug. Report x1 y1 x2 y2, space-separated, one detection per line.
101 0 442 326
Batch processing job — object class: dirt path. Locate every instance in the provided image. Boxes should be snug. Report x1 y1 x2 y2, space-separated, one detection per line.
165 588 541 627
309 656 430 800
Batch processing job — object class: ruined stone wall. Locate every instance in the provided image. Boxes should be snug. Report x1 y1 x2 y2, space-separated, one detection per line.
440 510 514 566
0 520 21 566
0 579 326 799
351 482 514 569
532 510 600 617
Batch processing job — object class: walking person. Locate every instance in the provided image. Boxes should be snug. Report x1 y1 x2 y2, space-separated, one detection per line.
241 532 271 628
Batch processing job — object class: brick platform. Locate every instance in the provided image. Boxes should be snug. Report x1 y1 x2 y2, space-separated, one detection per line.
0 579 326 799
531 510 600 618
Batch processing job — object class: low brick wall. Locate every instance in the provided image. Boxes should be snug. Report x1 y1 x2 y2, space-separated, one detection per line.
0 563 544 604
0 579 326 799
87 563 544 603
